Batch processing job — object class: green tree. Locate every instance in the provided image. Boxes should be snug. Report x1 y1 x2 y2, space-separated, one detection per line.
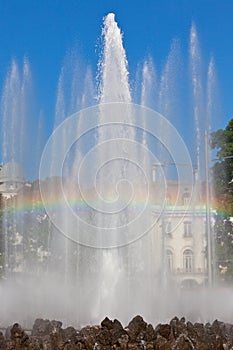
215 217 233 283
211 118 233 283
211 118 233 216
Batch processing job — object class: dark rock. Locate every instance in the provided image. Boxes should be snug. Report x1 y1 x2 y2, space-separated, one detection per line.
145 342 154 350
126 315 154 343
211 319 226 337
155 324 171 340
62 326 77 341
101 317 114 330
170 317 188 339
31 318 65 349
117 334 129 350
29 337 43 350
50 320 63 333
96 328 112 346
144 324 155 342
171 334 194 349
100 317 126 346
10 323 24 339
186 321 197 346
32 318 53 336
111 320 126 344
154 334 171 350
49 321 64 349
0 332 6 350
75 342 85 350
127 316 147 335
2 316 233 349
128 344 140 350
8 323 30 349
79 325 100 350
193 322 205 338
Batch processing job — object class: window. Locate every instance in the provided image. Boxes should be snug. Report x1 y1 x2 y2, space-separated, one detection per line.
166 250 173 272
184 221 192 237
164 221 172 237
182 189 190 205
183 249 193 272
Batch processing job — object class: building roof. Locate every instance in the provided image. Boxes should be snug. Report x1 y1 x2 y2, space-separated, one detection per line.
0 161 24 183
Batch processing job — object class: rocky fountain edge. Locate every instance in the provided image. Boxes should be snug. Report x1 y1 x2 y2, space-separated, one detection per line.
0 315 232 349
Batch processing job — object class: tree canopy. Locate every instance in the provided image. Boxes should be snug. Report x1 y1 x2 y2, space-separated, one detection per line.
211 118 233 283
211 118 233 217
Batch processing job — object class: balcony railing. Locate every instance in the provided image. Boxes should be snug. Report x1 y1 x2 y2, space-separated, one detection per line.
171 268 208 276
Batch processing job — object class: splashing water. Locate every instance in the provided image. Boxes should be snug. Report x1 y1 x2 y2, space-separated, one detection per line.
0 13 228 328
98 13 131 104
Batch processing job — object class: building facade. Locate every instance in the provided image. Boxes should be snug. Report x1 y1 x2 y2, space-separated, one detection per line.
152 180 211 288
0 162 25 199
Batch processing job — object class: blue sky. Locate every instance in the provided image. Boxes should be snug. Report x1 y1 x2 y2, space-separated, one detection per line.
0 0 232 134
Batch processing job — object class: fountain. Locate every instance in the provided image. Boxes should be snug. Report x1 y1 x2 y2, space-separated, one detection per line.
0 13 230 329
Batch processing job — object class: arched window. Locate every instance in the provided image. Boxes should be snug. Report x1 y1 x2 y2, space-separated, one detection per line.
166 250 173 272
183 249 193 272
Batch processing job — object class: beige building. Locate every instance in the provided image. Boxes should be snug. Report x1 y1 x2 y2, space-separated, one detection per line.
152 180 211 288
0 161 25 199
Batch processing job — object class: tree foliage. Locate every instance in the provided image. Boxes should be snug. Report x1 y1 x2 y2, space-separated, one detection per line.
211 118 233 217
211 119 233 282
215 217 233 283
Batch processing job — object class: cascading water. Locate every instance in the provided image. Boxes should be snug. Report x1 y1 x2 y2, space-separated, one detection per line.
94 13 133 319
1 58 32 277
0 12 230 327
72 13 154 320
189 23 205 179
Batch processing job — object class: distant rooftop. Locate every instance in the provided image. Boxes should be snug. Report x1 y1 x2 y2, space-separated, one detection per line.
0 161 24 183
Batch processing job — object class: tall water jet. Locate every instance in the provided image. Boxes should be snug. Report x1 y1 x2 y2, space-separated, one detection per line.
93 13 138 320
98 13 131 104
158 39 182 180
189 23 205 178
0 58 34 277
2 60 21 165
207 56 221 131
158 39 182 122
141 56 157 110
141 56 157 151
